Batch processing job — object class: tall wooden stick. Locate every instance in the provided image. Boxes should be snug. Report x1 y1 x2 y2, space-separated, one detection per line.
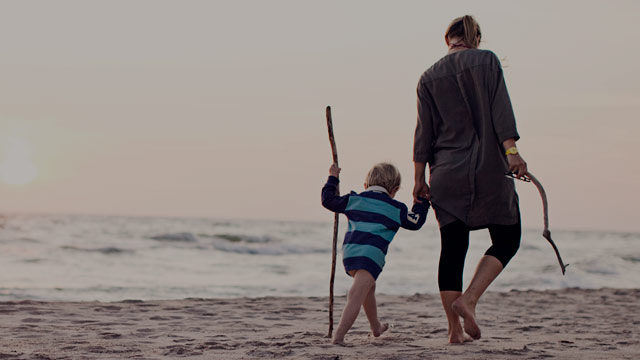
326 106 339 338
527 172 569 275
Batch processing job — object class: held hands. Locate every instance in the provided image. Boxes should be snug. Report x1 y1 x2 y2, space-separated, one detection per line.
329 164 341 178
413 181 431 203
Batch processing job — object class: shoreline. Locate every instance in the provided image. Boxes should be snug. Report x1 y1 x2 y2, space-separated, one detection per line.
1 288 638 359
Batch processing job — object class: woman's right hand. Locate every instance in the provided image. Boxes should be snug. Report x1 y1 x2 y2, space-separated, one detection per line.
502 138 528 178
507 153 528 178
413 181 431 202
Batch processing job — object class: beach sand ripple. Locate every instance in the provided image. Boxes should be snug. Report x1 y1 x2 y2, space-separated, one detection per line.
0 288 638 359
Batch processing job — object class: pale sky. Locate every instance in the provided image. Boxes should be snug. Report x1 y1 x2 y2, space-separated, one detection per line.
0 0 638 232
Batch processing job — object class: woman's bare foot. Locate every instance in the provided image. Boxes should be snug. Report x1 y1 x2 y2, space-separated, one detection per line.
447 321 473 344
331 337 346 345
449 328 474 344
452 297 481 340
369 323 389 338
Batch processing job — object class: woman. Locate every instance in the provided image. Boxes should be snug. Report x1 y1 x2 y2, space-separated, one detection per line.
413 15 527 343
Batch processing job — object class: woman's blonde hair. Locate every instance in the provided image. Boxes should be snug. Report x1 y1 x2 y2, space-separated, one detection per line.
365 163 401 193
445 15 481 48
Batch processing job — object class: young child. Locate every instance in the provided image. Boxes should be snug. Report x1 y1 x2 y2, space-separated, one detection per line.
321 162 429 344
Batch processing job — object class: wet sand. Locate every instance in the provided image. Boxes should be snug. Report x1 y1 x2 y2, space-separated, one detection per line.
0 288 638 359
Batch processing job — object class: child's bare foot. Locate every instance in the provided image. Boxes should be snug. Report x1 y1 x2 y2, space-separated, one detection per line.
331 336 346 345
369 323 389 338
452 297 481 340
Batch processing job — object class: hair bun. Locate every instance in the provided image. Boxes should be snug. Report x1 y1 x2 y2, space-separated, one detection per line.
446 15 481 48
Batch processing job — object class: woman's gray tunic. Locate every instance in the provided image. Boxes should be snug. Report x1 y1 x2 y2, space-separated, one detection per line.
414 49 520 228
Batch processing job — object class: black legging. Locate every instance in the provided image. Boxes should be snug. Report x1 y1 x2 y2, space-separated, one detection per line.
438 220 521 292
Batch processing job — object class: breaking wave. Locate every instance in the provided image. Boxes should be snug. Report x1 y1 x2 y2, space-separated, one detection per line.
149 233 198 242
200 233 273 243
147 232 325 255
60 246 134 255
210 240 326 255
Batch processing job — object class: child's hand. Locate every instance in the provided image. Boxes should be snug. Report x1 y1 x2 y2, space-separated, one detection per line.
329 164 341 178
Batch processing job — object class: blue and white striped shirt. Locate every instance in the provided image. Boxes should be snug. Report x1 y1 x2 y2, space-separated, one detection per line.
321 176 429 279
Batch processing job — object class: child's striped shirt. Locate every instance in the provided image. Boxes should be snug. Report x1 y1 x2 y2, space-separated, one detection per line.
321 176 429 279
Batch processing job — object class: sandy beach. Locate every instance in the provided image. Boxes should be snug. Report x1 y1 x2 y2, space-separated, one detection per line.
0 288 637 359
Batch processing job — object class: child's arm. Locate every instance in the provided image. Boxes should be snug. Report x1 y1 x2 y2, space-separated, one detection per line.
399 198 430 230
321 165 350 213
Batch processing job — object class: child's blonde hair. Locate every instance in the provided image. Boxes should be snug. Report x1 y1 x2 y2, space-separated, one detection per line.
365 163 401 193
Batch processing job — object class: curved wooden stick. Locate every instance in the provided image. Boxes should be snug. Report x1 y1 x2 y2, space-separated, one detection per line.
326 106 339 338
527 172 569 275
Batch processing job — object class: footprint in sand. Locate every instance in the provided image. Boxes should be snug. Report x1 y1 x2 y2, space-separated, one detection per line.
246 349 294 357
135 328 156 333
163 345 202 356
429 328 447 334
20 318 43 323
516 325 543 331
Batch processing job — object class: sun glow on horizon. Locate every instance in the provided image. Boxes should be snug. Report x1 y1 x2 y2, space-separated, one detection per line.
0 137 38 185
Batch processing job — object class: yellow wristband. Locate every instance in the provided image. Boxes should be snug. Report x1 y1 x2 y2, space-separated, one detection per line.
505 147 518 155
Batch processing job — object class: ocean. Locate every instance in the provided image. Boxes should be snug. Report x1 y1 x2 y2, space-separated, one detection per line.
0 214 638 302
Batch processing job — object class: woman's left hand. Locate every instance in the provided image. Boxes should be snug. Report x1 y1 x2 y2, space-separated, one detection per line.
507 153 528 178
413 181 431 202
